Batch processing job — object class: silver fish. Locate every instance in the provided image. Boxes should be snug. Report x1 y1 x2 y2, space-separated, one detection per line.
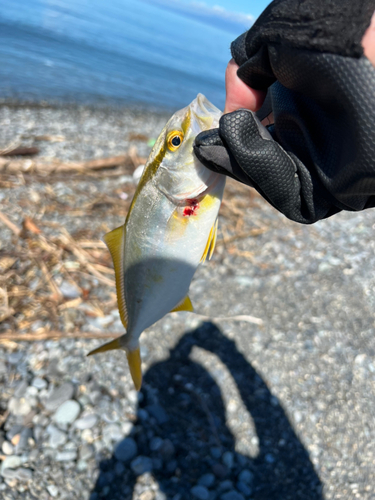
88 94 226 389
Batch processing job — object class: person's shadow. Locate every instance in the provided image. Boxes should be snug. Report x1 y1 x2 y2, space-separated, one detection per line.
91 322 323 500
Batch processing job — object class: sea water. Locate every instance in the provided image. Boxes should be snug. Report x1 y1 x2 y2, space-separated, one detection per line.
0 0 253 110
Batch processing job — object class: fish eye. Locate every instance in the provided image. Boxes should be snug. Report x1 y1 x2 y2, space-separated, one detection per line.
167 131 184 152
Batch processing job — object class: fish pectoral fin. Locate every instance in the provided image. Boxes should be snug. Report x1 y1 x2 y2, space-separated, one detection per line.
126 347 142 391
104 226 128 330
170 295 194 313
87 337 122 356
200 218 218 263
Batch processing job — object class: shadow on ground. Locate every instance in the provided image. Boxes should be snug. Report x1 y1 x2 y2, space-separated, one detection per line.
91 322 322 500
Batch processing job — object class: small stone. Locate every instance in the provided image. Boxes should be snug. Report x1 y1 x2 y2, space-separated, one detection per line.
191 485 209 500
103 423 123 442
46 425 67 448
14 380 28 398
150 437 163 451
159 439 175 460
2 468 18 479
0 360 7 373
210 447 222 459
6 425 23 442
2 442 14 455
115 462 125 476
53 400 80 425
222 451 234 469
31 377 47 390
79 444 95 461
238 470 253 485
139 492 153 500
59 281 80 299
218 481 233 492
220 491 245 500
47 484 59 497
114 438 138 462
265 453 275 464
44 382 74 412
55 450 77 461
130 456 153 475
15 428 33 454
8 351 23 365
77 459 88 471
8 397 31 417
198 473 215 488
74 414 98 430
212 463 228 479
146 404 169 424
14 468 33 481
236 482 252 496
11 434 20 446
0 456 23 475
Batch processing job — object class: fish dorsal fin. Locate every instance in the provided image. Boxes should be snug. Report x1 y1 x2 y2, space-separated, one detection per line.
104 226 128 329
200 218 218 263
171 295 194 312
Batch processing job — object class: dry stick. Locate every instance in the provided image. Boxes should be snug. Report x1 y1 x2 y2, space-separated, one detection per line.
196 314 264 326
36 260 63 301
0 331 118 341
0 154 146 174
0 211 21 236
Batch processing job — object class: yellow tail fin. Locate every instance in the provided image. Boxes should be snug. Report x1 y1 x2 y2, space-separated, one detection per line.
170 295 194 313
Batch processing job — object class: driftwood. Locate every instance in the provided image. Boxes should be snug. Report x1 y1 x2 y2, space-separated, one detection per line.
0 152 145 175
0 146 40 157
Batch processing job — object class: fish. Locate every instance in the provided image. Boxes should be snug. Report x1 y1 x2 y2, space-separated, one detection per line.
88 94 226 390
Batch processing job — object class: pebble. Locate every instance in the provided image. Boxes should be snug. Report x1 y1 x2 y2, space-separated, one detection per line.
74 414 98 430
1 442 14 455
220 491 245 500
59 280 81 299
8 397 31 417
236 482 252 496
44 382 75 412
212 464 228 479
79 444 95 461
130 456 153 475
210 447 222 459
114 438 138 462
222 451 234 469
15 427 33 454
191 485 210 500
145 404 169 424
198 473 215 488
7 351 23 365
53 400 81 425
159 439 175 459
103 423 123 442
55 450 77 461
14 380 28 398
149 436 163 451
47 484 59 497
237 470 253 485
46 425 67 448
31 377 47 390
0 456 23 475
14 468 33 481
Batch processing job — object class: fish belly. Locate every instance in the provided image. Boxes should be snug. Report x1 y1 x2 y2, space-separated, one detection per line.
123 179 223 336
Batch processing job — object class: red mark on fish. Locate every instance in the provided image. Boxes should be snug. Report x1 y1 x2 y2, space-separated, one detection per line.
183 199 199 217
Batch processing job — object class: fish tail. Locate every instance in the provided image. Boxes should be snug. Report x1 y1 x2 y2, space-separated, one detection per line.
87 336 143 391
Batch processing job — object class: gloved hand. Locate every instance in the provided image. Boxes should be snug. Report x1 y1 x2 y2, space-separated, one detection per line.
194 0 375 224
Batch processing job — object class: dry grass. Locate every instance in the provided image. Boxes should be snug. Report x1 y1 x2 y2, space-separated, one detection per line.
0 149 267 342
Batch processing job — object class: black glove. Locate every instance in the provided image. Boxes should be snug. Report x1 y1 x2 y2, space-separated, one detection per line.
194 0 375 224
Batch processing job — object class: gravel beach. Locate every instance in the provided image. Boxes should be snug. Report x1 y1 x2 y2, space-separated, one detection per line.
0 102 375 500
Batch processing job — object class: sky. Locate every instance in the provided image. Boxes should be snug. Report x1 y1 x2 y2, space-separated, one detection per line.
193 0 271 21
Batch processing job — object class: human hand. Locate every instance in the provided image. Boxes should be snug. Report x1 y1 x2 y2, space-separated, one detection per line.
194 1 375 224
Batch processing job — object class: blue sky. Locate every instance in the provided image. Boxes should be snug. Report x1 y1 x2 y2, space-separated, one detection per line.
191 0 271 21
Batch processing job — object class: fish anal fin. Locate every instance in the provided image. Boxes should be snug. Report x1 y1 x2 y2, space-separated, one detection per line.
104 226 128 329
200 222 214 263
171 295 194 313
87 337 122 356
126 347 142 391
